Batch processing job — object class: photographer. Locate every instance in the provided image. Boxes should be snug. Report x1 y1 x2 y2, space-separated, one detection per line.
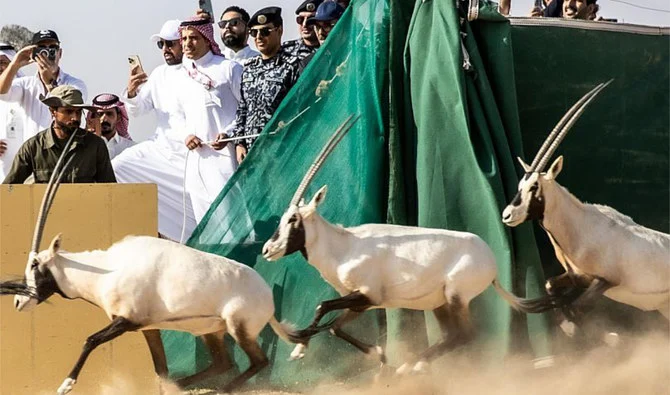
0 30 87 141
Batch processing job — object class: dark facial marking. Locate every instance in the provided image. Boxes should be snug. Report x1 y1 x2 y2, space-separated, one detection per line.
33 266 68 303
284 215 308 260
527 182 545 221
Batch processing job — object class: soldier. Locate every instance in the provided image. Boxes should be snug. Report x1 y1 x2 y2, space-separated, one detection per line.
282 0 325 60
232 6 301 163
298 0 346 74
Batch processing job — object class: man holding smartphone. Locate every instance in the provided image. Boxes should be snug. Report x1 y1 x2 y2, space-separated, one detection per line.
0 30 87 141
113 19 199 242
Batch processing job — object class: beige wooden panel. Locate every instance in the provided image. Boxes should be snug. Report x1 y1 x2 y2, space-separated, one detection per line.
0 184 158 394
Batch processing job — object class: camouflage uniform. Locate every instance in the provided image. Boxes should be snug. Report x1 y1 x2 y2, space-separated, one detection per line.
282 39 318 61
232 50 301 150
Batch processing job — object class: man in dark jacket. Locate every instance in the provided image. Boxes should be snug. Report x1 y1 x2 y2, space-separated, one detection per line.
3 85 116 184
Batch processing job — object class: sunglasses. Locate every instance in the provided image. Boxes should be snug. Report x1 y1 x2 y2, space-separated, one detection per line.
157 40 177 50
314 21 337 32
218 17 244 28
249 27 277 38
296 16 309 25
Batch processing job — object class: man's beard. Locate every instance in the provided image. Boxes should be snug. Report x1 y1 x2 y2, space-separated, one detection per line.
223 34 245 50
101 122 114 136
165 56 182 65
55 120 78 135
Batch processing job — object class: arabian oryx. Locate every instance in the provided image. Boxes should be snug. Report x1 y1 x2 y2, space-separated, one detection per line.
262 115 558 375
13 131 302 394
502 80 670 324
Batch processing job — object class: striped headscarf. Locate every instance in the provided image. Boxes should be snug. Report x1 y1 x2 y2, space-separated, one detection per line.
179 17 222 56
88 93 131 140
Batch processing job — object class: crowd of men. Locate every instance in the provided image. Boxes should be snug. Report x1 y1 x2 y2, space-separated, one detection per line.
0 0 346 241
0 0 608 241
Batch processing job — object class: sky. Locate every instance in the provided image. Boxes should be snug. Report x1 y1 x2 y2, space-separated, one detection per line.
1 0 668 141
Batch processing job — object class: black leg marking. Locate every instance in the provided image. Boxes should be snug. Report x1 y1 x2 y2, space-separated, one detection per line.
295 291 373 341
221 324 268 393
398 298 473 374
66 317 141 382
143 329 168 379
326 310 386 364
572 278 612 309
176 330 233 388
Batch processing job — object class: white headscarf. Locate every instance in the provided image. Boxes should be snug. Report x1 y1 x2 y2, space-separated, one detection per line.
0 42 23 77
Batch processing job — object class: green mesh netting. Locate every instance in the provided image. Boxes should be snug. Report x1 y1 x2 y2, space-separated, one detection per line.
161 0 556 388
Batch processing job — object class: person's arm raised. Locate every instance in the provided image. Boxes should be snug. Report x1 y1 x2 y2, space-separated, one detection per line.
0 45 35 95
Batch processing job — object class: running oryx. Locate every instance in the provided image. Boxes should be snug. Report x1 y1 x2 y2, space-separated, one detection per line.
262 115 558 375
502 80 670 324
13 131 301 394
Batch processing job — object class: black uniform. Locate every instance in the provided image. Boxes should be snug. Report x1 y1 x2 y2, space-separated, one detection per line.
232 50 301 150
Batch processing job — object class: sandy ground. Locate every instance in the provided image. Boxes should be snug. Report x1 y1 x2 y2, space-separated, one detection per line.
37 325 665 395
178 330 669 395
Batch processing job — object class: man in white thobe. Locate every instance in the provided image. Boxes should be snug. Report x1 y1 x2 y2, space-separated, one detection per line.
0 43 27 180
112 20 198 242
178 17 243 222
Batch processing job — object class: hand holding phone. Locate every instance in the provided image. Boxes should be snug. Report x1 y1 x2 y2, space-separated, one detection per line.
127 55 148 99
198 0 215 20
128 55 144 74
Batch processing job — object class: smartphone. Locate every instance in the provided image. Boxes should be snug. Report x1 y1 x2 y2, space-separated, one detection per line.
128 55 144 74
199 0 214 18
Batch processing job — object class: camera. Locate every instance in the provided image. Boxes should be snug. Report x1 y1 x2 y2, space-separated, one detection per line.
32 46 58 61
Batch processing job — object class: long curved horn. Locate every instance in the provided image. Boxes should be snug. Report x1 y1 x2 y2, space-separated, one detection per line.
529 80 613 172
290 114 360 206
535 79 613 172
30 131 78 253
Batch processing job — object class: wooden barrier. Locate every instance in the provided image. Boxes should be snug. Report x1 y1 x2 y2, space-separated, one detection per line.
0 184 159 394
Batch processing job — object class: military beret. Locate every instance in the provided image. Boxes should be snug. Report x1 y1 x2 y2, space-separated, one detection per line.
295 0 326 14
249 6 283 27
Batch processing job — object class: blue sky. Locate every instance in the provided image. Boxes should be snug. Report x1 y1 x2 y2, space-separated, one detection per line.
1 0 667 140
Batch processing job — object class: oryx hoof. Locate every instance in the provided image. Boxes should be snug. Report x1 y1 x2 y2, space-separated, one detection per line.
395 363 412 376
373 345 386 364
411 360 431 375
559 319 576 337
532 355 556 370
57 378 76 395
289 343 307 361
603 332 621 348
545 280 554 295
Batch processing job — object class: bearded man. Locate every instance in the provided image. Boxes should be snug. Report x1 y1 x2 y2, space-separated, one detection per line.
3 85 115 184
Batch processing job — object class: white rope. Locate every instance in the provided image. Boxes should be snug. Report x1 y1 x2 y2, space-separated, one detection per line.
179 134 264 244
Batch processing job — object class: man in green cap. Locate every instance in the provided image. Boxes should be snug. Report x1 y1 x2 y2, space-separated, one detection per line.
3 85 116 184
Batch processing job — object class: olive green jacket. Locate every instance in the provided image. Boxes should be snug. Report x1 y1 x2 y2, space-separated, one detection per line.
3 127 116 184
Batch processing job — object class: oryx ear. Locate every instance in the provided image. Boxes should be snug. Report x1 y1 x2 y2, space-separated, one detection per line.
308 185 328 208
546 156 564 180
49 233 62 257
517 157 532 173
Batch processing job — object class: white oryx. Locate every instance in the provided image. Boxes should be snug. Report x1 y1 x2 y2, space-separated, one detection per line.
262 115 554 375
13 131 301 394
502 80 670 321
